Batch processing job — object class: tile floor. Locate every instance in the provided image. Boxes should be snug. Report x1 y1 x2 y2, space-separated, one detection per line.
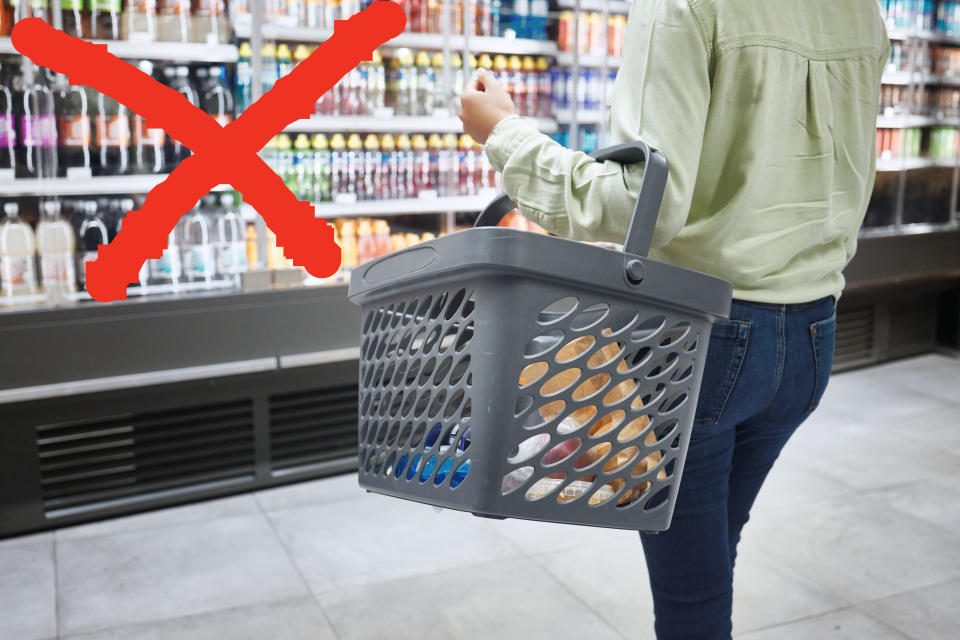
2 353 959 640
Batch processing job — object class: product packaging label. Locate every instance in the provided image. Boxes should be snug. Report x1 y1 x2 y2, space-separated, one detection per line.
62 0 84 10
0 256 30 288
193 0 224 16
41 253 74 286
21 115 57 148
156 0 190 13
133 117 166 146
96 115 131 147
0 115 16 147
151 246 181 279
59 115 91 148
186 246 215 277
130 0 157 12
93 0 123 11
217 243 247 274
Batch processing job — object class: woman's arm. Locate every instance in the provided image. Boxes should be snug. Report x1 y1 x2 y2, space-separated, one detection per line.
460 0 713 250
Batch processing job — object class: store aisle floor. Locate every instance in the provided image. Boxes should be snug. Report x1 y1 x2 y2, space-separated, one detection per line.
2 354 959 640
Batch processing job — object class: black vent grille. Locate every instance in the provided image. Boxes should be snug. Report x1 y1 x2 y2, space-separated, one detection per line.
36 399 255 517
834 306 877 371
269 385 359 473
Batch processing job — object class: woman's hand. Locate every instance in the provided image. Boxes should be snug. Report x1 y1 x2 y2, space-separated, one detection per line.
459 69 517 145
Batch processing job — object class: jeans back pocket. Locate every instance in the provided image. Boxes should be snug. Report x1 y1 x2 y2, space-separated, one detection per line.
806 312 837 416
693 319 752 427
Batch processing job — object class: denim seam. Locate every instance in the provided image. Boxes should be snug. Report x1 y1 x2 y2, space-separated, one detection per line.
692 322 751 427
760 306 786 413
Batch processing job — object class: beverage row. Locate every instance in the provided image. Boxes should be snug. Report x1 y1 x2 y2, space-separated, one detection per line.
886 41 960 76
0 0 231 43
241 44 554 118
879 84 960 116
549 123 607 155
877 127 923 160
550 68 616 112
556 11 626 58
262 132 500 202
261 0 549 40
0 60 233 179
335 217 437 279
0 194 251 302
878 0 936 32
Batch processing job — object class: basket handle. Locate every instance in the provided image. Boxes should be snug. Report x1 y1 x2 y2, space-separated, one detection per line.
473 140 668 257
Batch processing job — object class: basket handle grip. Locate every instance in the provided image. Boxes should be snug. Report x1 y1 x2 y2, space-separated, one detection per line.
473 140 668 257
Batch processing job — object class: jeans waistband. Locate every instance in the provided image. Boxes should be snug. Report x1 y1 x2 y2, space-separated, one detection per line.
732 295 836 312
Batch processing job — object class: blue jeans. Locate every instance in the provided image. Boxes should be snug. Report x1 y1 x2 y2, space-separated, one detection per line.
640 295 838 640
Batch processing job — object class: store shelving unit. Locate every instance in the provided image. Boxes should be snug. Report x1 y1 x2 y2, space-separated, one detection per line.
0 36 238 62
555 52 620 68
285 115 559 134
556 0 631 14
0 175 234 197
314 193 495 217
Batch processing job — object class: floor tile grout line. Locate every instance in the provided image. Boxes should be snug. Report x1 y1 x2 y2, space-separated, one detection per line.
254 494 344 640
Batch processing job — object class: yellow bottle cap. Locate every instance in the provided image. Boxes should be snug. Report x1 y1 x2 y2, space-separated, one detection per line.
276 134 292 150
261 42 276 58
431 52 445 68
364 133 380 150
416 51 432 66
374 220 390 233
396 133 412 149
427 133 443 149
451 53 462 69
508 55 522 71
311 133 329 150
293 44 310 62
347 133 363 150
493 54 508 70
262 136 277 151
458 133 474 147
239 41 252 58
442 133 458 147
398 48 414 65
380 133 396 150
371 49 382 64
341 220 356 235
389 56 400 68
536 56 550 71
357 220 373 234
411 134 427 150
421 232 436 242
522 56 535 71
478 54 493 69
330 133 346 150
293 133 311 150
276 43 292 60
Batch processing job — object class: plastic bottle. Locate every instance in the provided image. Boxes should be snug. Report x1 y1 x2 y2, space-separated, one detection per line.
362 133 380 201
293 133 314 202
312 133 331 202
493 55 510 95
410 0 426 31
346 133 363 198
214 193 247 281
356 219 376 264
126 0 156 40
245 222 259 269
373 219 391 257
293 43 310 70
53 73 93 178
14 62 58 180
415 51 434 116
62 0 85 38
395 133 414 199
536 56 551 117
157 0 191 42
396 50 415 116
36 200 77 305
89 0 121 39
179 199 215 284
95 90 131 175
380 133 397 200
521 56 537 118
329 133 347 200
129 62 166 175
442 133 459 197
339 219 358 279
341 0 359 19
478 53 494 83
285 0 305 26
412 134 431 196
366 50 386 115
0 63 14 179
324 0 340 28
76 200 109 290
201 66 235 126
306 0 323 27
235 41 253 112
0 202 38 300
457 133 474 195
508 55 524 113
165 66 198 165
528 0 546 39
275 133 298 196
261 42 278 95
510 0 527 38
276 43 294 80
476 136 492 189
427 133 442 195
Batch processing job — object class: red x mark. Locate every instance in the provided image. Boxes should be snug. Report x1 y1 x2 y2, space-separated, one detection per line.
11 2 406 302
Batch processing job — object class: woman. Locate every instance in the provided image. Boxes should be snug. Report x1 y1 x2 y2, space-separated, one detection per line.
458 1 889 638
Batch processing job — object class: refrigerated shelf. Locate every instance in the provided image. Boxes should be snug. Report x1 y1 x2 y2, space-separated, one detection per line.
313 193 494 217
876 156 959 172
0 36 238 62
555 52 621 68
556 0 631 14
0 175 235 196
285 115 558 134
554 108 604 124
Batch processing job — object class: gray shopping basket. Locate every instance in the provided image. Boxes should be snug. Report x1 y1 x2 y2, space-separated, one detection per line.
347 141 732 531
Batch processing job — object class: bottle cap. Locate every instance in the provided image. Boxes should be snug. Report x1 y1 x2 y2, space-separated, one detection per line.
405 232 419 245
431 52 445 68
261 42 276 57
427 133 443 149
522 56 535 71
238 41 252 58
176 66 190 77
380 133 396 150
138 60 155 75
347 133 363 150
421 232 436 242
357 220 373 233
364 133 380 150
163 66 176 77
467 53 478 69
411 134 427 150
208 65 224 77
536 56 550 71
293 133 311 150
508 55 522 71
478 54 493 69
276 134 292 150
330 133 346 150
442 133 458 147
3 202 18 215
121 198 134 210
195 67 209 79
458 133 474 147
374 220 390 233
263 136 277 151
293 44 310 62
396 133 412 149
341 220 356 235
415 51 431 67
311 133 329 150
219 193 235 207
493 54 508 70
276 43 292 60
451 53 462 69
371 49 382 64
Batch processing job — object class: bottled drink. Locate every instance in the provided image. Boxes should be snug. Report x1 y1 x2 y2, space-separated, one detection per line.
214 193 247 282
14 62 58 180
275 133 297 195
95 91 131 175
293 133 314 202
365 50 386 114
427 133 441 195
165 66 198 165
324 0 340 27
522 56 537 117
362 133 380 200
0 63 17 180
235 41 253 112
458 133 474 195
53 73 93 178
439 133 456 196
415 51 434 116
245 222 258 269
133 63 167 175
379 133 396 200
0 202 38 300
536 56 551 117
293 43 310 70
426 0 440 31
510 0 528 38
192 0 229 44
306 0 323 27
91 0 121 40
18 0 50 22
261 42 278 95
329 132 347 199
508 55 524 112
157 0 191 42
284 0 304 25
276 43 294 79
528 0 546 40
478 53 493 84
36 200 76 305
115 198 149 286
179 199 215 283
411 133 429 196
474 0 491 35
200 66 235 126
126 0 157 40
493 54 509 93
312 133 331 202
341 0 359 18
61 0 86 38
356 219 376 264
339 220 358 277
346 133 363 198
395 133 413 199
373 219 391 257
76 200 108 290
